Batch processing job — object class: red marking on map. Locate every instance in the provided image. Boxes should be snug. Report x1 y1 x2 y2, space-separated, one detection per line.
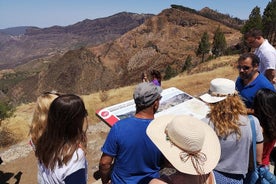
96 109 120 127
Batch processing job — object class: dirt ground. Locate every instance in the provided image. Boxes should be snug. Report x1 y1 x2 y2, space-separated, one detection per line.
0 123 109 184
1 112 276 184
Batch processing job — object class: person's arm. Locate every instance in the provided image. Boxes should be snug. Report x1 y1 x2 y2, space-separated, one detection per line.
254 117 264 165
256 142 263 165
99 153 114 184
149 178 168 184
265 69 276 84
247 108 254 115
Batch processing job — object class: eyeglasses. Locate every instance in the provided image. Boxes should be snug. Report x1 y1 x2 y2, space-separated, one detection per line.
237 65 251 71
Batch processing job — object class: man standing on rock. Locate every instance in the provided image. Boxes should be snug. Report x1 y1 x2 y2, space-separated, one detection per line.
244 29 276 85
99 82 163 184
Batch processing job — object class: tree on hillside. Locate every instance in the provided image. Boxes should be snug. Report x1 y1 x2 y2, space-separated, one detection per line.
241 6 262 34
212 26 227 57
181 55 192 72
164 65 177 80
196 32 211 63
262 0 276 45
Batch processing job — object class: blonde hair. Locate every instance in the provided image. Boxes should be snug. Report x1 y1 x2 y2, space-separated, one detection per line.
208 95 247 139
29 93 58 147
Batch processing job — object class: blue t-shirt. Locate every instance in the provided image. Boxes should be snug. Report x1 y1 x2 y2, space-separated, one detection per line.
101 117 163 184
236 73 275 108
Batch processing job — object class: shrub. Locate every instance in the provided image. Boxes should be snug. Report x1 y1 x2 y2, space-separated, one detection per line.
0 101 14 124
164 66 178 80
0 127 17 147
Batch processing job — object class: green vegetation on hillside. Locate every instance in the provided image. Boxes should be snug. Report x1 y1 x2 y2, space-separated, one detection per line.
242 0 276 45
196 31 211 63
241 6 263 34
0 72 35 94
0 101 14 123
262 0 276 45
212 26 227 57
0 100 15 147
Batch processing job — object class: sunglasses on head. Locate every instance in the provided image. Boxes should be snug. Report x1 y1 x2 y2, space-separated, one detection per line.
237 65 251 71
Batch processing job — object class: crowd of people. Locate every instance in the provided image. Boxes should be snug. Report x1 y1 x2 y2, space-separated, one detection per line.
27 28 275 184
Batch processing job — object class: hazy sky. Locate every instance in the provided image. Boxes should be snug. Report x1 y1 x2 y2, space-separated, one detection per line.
0 0 271 29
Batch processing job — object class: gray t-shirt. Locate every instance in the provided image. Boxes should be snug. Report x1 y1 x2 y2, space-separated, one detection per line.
202 115 263 175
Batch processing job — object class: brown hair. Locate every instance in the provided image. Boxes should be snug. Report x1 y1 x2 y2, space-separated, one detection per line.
244 29 263 39
254 88 276 141
238 53 260 67
151 69 162 85
35 94 88 170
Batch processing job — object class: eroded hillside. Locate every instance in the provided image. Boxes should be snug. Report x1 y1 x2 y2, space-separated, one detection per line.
88 8 241 85
1 7 242 104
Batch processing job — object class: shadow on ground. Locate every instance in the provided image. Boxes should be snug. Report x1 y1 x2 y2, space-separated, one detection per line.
0 171 22 184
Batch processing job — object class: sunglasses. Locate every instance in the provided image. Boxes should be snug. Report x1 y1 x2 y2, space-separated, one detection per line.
237 65 251 71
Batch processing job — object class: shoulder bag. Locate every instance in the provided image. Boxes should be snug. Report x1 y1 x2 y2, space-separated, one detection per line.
247 115 276 184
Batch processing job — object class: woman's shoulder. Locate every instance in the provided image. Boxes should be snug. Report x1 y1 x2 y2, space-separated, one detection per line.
238 115 257 124
74 148 86 161
55 148 87 178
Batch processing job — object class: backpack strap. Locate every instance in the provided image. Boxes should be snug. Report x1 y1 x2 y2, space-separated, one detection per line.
249 115 257 170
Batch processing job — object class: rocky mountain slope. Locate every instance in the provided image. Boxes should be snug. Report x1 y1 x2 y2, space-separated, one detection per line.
0 12 153 69
0 6 242 104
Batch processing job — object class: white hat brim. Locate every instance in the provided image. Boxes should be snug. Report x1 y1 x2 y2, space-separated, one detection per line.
146 115 221 175
199 93 226 104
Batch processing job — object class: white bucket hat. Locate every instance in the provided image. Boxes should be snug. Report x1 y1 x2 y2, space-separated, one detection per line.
199 78 237 103
146 115 220 175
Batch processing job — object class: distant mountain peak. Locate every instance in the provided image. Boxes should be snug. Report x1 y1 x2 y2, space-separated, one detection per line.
0 26 38 36
0 12 153 69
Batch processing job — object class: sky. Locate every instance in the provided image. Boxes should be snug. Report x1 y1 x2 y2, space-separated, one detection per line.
0 0 271 29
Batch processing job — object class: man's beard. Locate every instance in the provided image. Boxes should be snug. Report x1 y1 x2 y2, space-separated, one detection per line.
239 71 255 80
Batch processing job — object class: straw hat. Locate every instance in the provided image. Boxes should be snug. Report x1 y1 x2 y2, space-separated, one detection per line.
146 115 220 175
200 78 237 103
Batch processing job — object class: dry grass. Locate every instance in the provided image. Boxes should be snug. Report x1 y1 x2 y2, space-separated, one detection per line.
162 65 237 97
82 85 135 125
162 55 239 97
1 55 240 147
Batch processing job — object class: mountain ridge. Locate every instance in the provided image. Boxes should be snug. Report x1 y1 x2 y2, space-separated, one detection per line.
0 6 243 104
0 12 153 69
